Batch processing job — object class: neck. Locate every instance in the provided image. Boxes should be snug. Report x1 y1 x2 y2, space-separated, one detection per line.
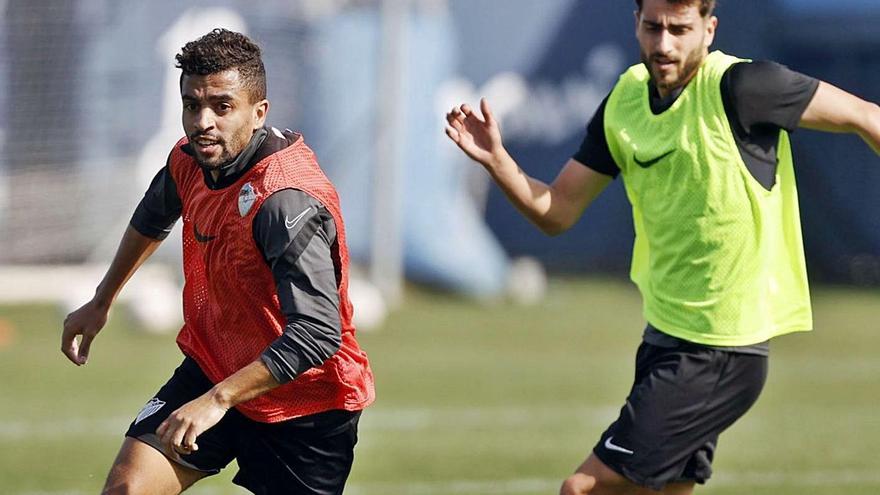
205 128 268 182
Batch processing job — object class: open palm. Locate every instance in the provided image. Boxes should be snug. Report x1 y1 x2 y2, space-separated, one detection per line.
445 98 504 167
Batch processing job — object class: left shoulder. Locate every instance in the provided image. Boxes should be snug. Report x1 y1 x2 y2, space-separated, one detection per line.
260 188 328 221
723 60 815 98
252 188 336 255
253 127 305 163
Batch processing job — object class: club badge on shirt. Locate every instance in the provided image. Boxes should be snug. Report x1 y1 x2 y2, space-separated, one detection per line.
239 182 257 216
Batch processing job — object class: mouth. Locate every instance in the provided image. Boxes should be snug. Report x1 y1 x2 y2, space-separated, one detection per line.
191 136 223 156
651 57 677 72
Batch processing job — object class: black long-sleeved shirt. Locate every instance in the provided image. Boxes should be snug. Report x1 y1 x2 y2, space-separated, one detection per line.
130 127 341 383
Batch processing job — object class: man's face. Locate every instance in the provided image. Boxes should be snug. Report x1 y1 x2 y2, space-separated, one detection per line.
635 0 717 96
181 69 268 170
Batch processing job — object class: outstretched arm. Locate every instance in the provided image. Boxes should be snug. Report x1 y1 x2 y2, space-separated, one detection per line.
445 98 612 235
60 226 163 365
800 81 880 154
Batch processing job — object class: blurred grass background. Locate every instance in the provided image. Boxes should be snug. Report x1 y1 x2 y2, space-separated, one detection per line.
0 277 878 494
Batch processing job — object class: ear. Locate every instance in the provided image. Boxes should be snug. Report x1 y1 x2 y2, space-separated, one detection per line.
253 99 269 129
704 15 718 49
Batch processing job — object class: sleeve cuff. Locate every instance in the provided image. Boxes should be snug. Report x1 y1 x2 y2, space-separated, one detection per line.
260 350 296 385
129 218 171 240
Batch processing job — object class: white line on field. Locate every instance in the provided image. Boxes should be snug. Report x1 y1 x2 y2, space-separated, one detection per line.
0 406 621 440
0 416 131 440
3 402 879 440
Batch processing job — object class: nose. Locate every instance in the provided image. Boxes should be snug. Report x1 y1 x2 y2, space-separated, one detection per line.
194 108 216 132
656 29 674 55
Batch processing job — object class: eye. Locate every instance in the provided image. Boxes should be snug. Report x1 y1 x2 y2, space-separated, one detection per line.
183 102 198 111
217 102 233 113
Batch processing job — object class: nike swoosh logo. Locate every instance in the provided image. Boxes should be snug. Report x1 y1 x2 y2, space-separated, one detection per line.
193 223 217 243
285 207 312 230
604 436 634 455
633 149 675 169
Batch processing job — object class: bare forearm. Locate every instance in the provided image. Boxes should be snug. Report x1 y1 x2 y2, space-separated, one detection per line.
857 102 880 155
94 225 163 307
487 153 612 236
209 359 281 410
446 98 610 234
486 150 561 233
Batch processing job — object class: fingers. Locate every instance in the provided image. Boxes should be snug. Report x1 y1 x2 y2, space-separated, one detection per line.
172 428 197 456
77 331 95 365
61 339 80 365
480 97 496 126
157 411 202 458
183 428 200 453
445 126 460 143
446 102 483 124
445 99 494 127
156 417 169 441
446 105 465 128
157 417 193 456
60 320 82 366
460 103 477 120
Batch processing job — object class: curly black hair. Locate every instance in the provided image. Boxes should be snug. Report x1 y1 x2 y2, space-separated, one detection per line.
175 28 266 103
635 0 716 18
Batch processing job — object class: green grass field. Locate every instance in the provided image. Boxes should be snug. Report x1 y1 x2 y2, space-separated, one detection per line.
1 277 878 494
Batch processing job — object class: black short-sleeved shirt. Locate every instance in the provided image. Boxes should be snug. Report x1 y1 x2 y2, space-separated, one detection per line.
573 60 820 190
573 60 820 354
130 128 343 384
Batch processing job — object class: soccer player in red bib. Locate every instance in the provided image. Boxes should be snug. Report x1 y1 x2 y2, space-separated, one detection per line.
61 29 374 494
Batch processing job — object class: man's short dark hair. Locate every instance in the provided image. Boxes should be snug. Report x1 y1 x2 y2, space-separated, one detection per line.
635 0 716 18
175 28 266 103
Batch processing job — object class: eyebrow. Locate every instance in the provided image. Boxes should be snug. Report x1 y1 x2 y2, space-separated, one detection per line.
181 93 236 102
643 19 694 29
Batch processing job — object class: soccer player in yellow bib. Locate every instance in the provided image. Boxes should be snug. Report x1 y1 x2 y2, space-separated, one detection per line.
445 0 880 494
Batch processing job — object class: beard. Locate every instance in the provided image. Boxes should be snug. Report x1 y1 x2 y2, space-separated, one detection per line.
189 132 248 171
641 43 706 94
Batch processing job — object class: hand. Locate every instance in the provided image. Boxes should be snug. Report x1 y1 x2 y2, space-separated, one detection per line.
61 299 110 365
156 392 229 457
445 98 507 169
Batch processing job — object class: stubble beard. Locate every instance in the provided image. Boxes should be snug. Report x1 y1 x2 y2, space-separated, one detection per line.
642 44 707 95
191 132 248 171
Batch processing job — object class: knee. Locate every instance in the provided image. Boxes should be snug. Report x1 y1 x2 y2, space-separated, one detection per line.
102 481 138 495
562 454 638 495
102 469 151 495
560 473 596 495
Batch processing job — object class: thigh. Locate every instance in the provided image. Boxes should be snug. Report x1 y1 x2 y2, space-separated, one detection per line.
125 357 238 475
234 410 361 495
592 343 767 491
102 437 206 495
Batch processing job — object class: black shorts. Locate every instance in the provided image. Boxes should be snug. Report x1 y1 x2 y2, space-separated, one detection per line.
126 357 360 495
593 340 768 491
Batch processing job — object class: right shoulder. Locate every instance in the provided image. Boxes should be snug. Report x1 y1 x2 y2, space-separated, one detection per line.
167 137 199 177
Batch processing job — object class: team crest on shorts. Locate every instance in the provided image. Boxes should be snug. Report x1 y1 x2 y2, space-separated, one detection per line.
238 182 257 216
135 397 166 425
